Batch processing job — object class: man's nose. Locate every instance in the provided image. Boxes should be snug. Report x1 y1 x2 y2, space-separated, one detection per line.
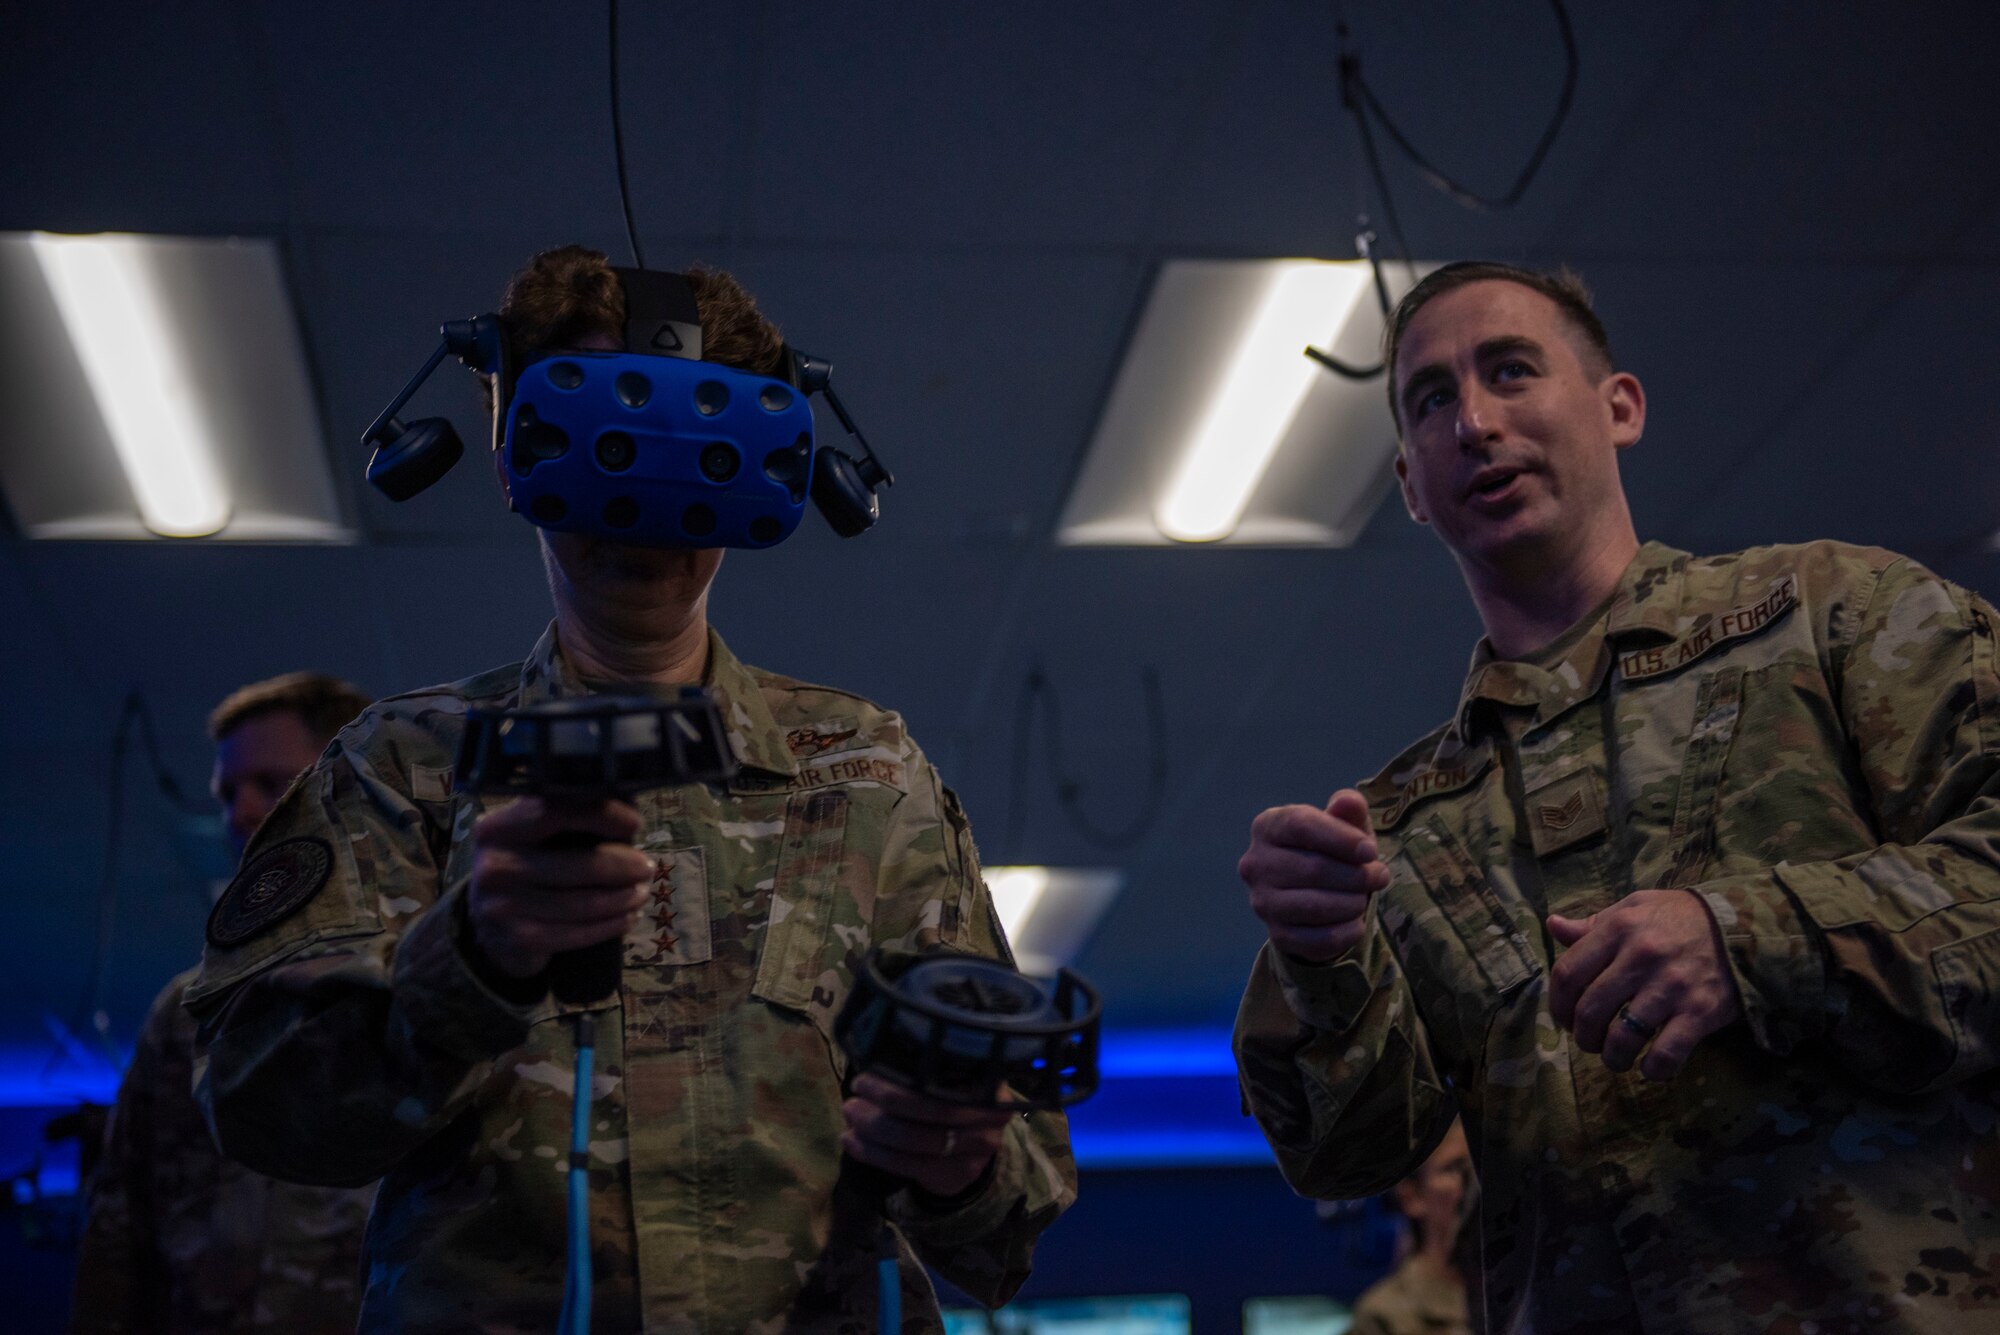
230 791 273 846
1455 384 1498 448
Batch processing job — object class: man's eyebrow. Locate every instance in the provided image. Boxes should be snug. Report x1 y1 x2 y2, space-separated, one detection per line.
1398 335 1553 413
1475 334 1546 362
1399 360 1452 412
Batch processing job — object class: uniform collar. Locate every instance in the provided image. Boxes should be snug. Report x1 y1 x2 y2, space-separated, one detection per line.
1451 541 1689 739
516 622 800 780
700 632 799 779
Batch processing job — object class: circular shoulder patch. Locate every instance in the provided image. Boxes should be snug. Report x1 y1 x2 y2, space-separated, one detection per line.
207 838 334 949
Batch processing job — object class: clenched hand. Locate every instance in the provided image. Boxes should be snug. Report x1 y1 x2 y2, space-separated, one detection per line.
1239 789 1392 963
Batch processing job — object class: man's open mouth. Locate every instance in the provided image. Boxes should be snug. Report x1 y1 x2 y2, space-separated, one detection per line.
1466 469 1522 500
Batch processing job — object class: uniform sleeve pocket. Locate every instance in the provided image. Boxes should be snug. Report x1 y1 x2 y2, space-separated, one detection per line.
1932 924 2000 1090
752 789 852 1022
1399 818 1540 998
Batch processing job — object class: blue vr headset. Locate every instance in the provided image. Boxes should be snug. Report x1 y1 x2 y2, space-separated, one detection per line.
362 267 892 546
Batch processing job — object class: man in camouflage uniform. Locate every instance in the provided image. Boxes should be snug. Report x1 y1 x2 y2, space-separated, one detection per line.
1234 261 2000 1332
73 673 375 1334
187 247 1075 1332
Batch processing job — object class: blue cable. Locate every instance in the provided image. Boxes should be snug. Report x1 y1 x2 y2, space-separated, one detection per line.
558 1013 596 1335
876 1248 900 1335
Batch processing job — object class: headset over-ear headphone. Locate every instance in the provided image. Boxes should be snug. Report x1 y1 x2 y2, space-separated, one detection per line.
361 268 892 547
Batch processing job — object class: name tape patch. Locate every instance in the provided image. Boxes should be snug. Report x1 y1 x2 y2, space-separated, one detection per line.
207 838 334 948
1372 746 1493 828
1619 575 1798 681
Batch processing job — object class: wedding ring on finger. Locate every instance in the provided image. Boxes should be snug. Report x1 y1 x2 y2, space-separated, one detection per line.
1616 1005 1659 1041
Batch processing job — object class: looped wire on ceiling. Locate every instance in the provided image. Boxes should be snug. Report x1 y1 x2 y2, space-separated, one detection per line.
1308 0 1581 383
1337 0 1580 217
1007 665 1168 854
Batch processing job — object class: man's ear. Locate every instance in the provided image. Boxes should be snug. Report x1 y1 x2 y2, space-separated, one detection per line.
1388 1177 1419 1218
1604 371 1645 451
1395 451 1429 525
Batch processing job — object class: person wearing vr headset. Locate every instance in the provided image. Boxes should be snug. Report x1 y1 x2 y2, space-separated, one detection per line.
186 247 1075 1331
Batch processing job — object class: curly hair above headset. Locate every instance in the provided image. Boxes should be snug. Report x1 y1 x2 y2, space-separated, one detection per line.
495 245 789 385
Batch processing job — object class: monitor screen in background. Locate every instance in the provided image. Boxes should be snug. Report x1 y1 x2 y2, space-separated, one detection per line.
942 1294 1191 1335
1242 1295 1352 1334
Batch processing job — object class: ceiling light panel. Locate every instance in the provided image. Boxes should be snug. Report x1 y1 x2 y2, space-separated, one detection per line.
1059 258 1427 548
984 865 1123 978
0 233 347 542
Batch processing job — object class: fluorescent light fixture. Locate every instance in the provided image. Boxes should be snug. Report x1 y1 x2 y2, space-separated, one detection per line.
1154 262 1371 542
30 232 231 537
1058 258 1431 548
983 865 1123 977
986 865 1052 942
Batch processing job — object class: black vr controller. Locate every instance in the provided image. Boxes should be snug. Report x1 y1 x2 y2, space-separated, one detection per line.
455 693 738 1003
827 946 1099 1286
835 948 1101 1112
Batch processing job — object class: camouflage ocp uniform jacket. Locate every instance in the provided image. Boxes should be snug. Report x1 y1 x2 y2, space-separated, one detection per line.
1236 541 2000 1333
187 627 1076 1333
71 968 374 1334
1349 1252 1472 1335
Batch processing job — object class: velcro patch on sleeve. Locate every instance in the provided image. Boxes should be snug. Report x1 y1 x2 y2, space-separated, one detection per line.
206 838 335 948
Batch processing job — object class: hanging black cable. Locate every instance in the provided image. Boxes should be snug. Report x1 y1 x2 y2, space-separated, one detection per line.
1342 61 1420 283
1304 229 1395 381
1303 344 1381 380
608 0 646 268
72 697 135 1039
1309 3 1577 383
128 690 210 816
1302 12 1423 385
51 689 204 1078
1007 666 1168 854
1340 0 1579 215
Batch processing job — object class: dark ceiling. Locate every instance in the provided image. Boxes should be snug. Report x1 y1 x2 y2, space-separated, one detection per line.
4 1 1998 1081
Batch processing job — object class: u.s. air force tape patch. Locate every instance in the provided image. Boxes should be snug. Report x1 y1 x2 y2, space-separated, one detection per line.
207 838 333 948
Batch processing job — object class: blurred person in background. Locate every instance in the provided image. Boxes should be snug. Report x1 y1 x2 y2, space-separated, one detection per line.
1350 1119 1474 1335
71 672 373 1334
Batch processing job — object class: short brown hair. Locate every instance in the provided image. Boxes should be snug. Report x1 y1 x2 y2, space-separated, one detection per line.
497 245 787 379
1384 261 1614 430
208 673 370 746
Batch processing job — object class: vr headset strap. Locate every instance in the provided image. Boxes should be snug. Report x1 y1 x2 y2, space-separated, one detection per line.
612 267 703 361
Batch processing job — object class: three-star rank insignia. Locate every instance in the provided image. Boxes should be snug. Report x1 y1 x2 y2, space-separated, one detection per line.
206 837 334 948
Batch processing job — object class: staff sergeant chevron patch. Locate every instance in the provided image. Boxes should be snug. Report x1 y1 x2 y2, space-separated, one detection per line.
1524 772 1607 857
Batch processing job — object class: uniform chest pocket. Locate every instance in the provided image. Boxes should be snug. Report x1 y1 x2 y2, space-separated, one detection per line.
1396 817 1541 998
751 789 856 1030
